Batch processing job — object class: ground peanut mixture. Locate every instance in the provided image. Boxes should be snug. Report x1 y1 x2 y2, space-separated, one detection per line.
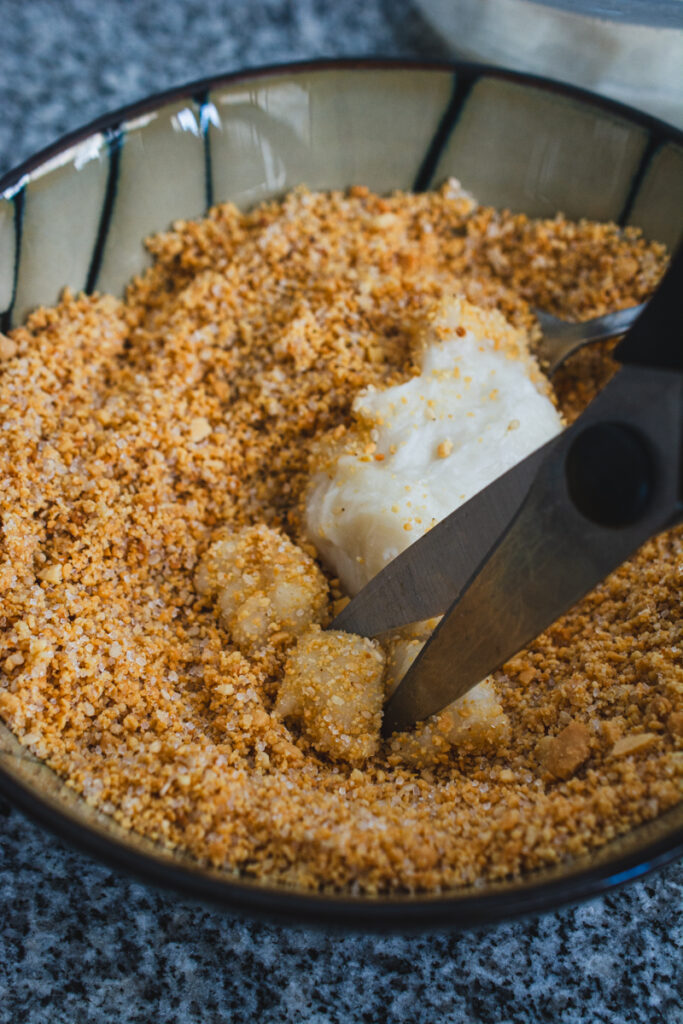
0 183 680 894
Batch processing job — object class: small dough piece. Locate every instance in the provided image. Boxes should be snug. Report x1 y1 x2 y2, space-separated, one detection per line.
196 524 328 652
436 679 510 750
276 625 385 764
385 632 510 762
384 633 427 698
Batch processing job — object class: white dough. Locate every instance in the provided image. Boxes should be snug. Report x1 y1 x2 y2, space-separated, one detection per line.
305 296 563 595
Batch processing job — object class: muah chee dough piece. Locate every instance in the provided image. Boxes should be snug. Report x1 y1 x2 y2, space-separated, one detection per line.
196 524 328 652
276 625 385 764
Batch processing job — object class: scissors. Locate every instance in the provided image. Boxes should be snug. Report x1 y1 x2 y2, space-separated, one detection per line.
331 245 683 736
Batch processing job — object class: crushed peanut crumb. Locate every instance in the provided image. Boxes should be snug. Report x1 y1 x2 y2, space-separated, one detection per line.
610 733 659 759
0 334 17 360
189 415 212 443
536 720 591 780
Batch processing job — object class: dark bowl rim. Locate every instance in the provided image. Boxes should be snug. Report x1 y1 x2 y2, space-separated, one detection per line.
0 56 681 930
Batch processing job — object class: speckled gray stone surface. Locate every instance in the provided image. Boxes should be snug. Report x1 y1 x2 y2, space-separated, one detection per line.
0 3 681 1022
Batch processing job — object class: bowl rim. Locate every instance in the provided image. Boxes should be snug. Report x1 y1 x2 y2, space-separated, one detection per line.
2 54 682 197
0 56 681 929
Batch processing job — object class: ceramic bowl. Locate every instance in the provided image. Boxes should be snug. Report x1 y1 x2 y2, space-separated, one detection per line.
0 59 681 928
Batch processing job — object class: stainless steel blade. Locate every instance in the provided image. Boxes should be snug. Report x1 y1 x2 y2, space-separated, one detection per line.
330 437 556 637
382 366 683 735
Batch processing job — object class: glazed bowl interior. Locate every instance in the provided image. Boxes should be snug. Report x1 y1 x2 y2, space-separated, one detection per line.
0 60 681 928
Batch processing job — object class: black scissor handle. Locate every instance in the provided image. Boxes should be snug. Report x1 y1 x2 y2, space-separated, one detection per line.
614 244 683 372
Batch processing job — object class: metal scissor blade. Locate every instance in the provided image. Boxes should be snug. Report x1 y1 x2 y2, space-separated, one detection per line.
331 437 556 637
382 366 683 735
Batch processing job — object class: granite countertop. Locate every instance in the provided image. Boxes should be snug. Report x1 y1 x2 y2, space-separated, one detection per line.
0 2 681 1022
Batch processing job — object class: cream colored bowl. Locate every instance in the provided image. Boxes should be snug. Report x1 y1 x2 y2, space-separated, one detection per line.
0 60 681 927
